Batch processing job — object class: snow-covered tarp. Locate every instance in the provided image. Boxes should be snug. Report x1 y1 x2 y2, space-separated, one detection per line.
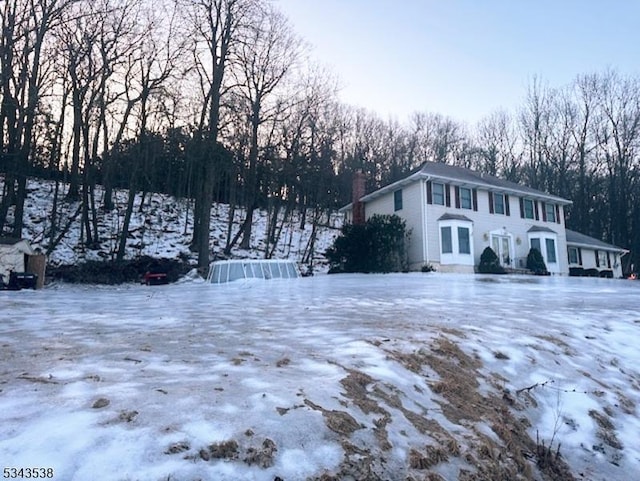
1 273 638 480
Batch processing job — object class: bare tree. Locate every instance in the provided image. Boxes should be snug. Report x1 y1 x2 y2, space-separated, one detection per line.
594 70 640 248
115 1 185 260
474 110 520 180
226 4 304 252
0 0 75 236
183 0 256 269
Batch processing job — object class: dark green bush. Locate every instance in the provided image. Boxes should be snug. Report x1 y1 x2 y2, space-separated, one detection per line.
478 246 506 274
569 267 584 277
526 248 548 275
326 214 408 273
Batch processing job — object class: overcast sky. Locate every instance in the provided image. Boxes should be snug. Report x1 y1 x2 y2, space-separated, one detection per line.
277 0 640 125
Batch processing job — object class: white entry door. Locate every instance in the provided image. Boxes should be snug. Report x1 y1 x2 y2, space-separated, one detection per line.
492 235 512 267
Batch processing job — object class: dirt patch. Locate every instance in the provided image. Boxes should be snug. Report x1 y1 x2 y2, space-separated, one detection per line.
92 398 110 409
165 441 190 454
199 440 239 461
589 410 623 450
409 445 449 469
417 336 575 481
309 441 379 481
117 410 138 423
276 357 290 367
244 438 277 468
305 399 362 436
339 370 386 415
615 390 636 415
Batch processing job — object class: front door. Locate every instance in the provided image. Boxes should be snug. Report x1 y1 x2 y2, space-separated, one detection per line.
492 235 512 267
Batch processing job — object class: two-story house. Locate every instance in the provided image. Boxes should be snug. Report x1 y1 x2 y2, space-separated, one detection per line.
341 162 625 276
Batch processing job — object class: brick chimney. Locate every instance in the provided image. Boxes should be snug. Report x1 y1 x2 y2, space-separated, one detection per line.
352 170 366 225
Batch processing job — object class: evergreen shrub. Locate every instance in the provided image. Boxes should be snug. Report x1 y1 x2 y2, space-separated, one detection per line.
478 246 506 274
526 248 548 275
326 214 409 273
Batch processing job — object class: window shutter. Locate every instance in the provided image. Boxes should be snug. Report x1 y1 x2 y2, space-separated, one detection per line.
607 252 611 268
578 248 582 265
595 250 600 267
488 192 494 213
519 198 524 218
426 181 432 204
534 201 539 220
541 202 547 221
472 189 478 211
555 205 561 224
505 195 511 216
445 184 451 207
455 186 460 208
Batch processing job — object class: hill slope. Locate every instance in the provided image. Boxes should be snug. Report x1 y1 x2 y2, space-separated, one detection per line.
5 177 342 273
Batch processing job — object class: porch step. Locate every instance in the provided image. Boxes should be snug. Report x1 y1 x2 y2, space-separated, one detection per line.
503 267 531 275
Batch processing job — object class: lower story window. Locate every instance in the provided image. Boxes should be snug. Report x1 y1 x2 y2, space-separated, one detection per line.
598 250 608 267
568 247 580 265
545 238 557 263
531 238 541 254
438 219 474 266
441 226 452 254
458 227 470 254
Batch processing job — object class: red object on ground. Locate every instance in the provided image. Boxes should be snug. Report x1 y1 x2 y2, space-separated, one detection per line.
143 272 168 285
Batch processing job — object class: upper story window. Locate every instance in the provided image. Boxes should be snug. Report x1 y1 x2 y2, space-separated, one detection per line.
460 187 472 209
545 203 556 223
394 189 403 211
523 198 534 219
494 193 505 214
432 182 445 205
489 192 510 216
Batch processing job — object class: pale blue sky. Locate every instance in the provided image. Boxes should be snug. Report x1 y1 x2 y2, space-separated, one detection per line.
277 0 640 124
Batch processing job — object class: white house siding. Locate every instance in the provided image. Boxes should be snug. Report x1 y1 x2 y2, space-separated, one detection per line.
362 182 571 274
350 169 577 275
568 247 623 278
364 181 426 269
423 187 569 274
469 192 568 275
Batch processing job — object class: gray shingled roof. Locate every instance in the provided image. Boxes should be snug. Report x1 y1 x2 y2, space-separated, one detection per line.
355 161 572 206
528 226 557 234
438 213 473 222
565 229 627 252
418 162 570 203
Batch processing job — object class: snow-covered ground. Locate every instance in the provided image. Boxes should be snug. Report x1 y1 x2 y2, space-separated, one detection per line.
1 273 638 480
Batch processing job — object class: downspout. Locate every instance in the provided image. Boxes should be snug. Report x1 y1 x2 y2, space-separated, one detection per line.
421 177 430 265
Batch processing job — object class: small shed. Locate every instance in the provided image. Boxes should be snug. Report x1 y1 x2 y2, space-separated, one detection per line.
0 237 46 288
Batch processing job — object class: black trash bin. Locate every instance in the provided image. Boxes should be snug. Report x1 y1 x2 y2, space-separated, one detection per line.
8 272 38 290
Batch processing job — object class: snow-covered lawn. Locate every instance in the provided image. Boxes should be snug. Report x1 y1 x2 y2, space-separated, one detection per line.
1 273 638 480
